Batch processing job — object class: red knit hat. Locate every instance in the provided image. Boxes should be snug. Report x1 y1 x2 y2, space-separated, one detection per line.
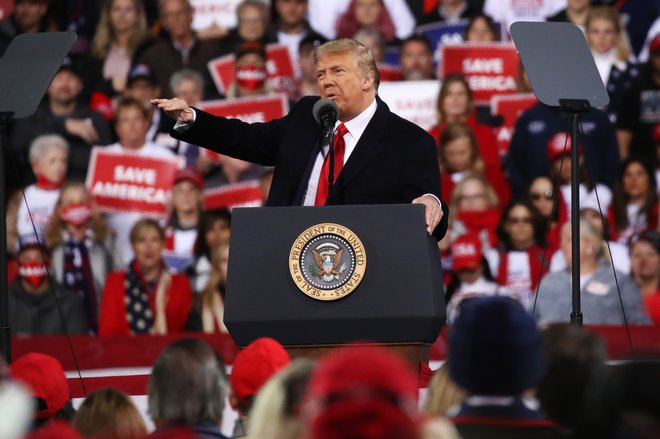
303 345 419 439
10 353 70 420
230 337 290 404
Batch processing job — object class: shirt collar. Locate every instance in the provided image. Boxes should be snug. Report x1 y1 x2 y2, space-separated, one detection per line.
337 98 377 141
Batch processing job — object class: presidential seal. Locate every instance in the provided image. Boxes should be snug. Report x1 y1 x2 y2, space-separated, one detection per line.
289 223 366 301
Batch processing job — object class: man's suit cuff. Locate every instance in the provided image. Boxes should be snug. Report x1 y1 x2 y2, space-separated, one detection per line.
422 193 442 206
173 109 197 132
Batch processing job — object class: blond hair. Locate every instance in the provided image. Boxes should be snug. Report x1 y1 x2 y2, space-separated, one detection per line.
200 242 230 333
248 359 315 439
90 0 148 59
423 362 465 417
314 38 380 91
586 6 632 63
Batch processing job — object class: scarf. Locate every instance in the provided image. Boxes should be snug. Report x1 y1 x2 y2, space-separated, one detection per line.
124 261 172 335
496 246 548 292
63 232 98 331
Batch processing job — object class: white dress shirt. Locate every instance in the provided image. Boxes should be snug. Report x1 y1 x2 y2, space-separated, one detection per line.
302 99 378 206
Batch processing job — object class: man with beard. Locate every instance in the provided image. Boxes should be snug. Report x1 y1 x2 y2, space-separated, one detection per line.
10 60 112 182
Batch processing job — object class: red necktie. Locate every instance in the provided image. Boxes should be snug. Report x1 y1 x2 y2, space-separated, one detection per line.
314 123 348 206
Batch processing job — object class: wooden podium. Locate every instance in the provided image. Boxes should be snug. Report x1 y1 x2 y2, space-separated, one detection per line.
223 204 446 373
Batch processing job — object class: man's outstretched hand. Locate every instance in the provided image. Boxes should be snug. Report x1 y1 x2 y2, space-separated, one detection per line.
151 98 194 124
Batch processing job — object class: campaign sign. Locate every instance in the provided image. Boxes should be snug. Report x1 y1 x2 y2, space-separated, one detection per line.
204 180 263 211
378 80 441 131
208 44 296 95
191 0 243 31
441 43 520 104
490 93 537 157
85 148 182 216
416 20 469 51
378 63 403 82
197 94 289 123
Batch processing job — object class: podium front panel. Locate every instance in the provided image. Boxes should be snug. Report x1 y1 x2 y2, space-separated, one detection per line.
224 204 446 346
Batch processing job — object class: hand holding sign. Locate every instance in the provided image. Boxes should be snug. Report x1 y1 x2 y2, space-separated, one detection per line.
151 98 194 124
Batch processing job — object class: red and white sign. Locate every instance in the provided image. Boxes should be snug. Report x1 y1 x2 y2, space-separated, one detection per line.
0 0 12 20
198 94 289 122
490 93 538 157
377 63 403 82
378 80 441 131
190 0 243 31
441 43 520 104
204 180 263 210
85 149 182 216
208 44 296 95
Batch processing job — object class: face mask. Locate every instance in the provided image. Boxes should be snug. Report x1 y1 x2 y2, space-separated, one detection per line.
60 202 93 226
18 261 48 288
236 66 268 90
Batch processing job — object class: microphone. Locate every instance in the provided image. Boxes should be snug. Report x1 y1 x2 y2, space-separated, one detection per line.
312 98 340 198
312 98 339 130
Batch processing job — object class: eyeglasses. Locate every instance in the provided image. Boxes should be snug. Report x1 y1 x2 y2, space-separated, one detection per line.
507 216 532 225
529 190 553 201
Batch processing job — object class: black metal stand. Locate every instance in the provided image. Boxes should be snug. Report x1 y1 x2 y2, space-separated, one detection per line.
0 113 13 363
0 31 76 363
559 99 591 326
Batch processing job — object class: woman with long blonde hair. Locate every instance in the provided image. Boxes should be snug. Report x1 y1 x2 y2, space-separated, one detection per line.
45 182 116 333
85 0 151 97
585 6 638 127
187 242 230 333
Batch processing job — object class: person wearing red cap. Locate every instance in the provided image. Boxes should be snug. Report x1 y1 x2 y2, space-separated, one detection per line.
10 353 76 428
163 167 204 271
302 345 420 439
507 102 619 199
229 337 291 438
546 131 612 222
445 233 498 323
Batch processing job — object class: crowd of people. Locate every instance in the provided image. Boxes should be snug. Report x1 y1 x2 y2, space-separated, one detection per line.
6 0 659 334
3 1 660 439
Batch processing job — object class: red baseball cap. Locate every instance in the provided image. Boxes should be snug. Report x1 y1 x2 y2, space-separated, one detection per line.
230 337 290 404
451 234 483 271
173 167 204 189
546 132 574 162
10 353 70 420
